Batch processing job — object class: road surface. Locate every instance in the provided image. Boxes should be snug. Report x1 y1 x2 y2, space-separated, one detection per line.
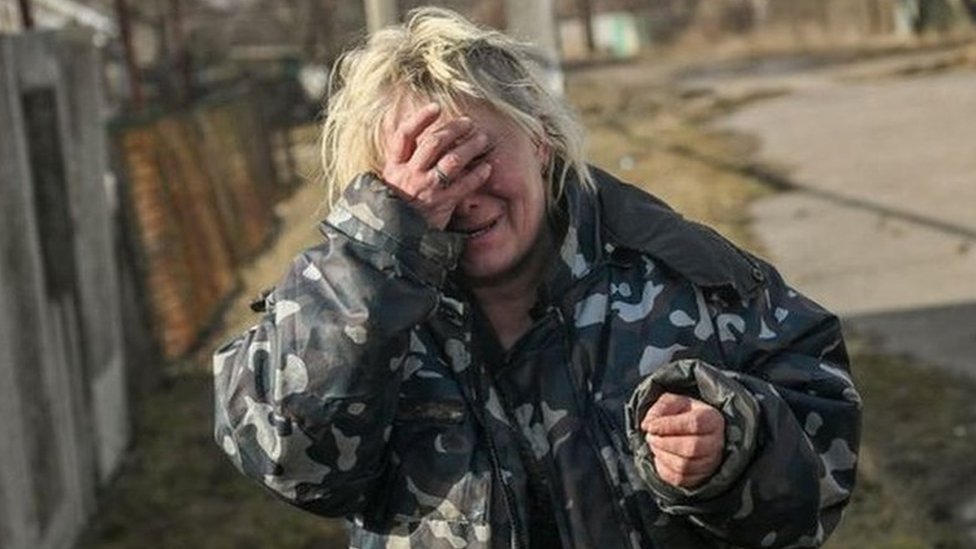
708 58 976 381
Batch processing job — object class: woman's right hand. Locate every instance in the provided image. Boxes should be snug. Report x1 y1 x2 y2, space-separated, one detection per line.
380 103 493 230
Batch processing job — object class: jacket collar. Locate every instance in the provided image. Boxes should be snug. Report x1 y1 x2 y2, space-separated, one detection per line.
546 170 602 297
547 166 764 303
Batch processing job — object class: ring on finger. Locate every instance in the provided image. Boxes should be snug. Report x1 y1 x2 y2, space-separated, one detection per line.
433 166 452 189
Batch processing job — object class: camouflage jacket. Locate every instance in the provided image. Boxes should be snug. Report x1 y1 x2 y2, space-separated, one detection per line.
213 168 862 548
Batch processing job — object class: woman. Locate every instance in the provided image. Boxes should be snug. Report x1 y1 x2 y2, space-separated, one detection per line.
214 8 861 548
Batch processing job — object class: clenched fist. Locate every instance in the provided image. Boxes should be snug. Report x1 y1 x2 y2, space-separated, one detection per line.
641 392 725 488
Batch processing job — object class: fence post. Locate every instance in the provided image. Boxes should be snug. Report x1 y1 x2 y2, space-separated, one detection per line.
56 27 129 486
8 29 93 549
0 29 125 549
0 32 42 549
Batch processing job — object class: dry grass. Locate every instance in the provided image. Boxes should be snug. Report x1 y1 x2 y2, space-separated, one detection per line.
568 74 772 249
832 343 976 549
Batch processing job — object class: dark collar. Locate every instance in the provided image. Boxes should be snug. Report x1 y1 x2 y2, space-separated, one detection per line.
547 166 765 303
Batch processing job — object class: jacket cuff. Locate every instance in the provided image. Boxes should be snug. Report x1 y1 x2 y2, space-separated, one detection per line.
625 359 761 505
325 173 463 287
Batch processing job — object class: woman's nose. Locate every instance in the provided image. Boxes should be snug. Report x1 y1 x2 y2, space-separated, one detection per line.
455 192 482 212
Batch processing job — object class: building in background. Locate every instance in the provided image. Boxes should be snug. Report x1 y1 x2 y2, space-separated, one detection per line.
0 0 114 36
556 0 974 60
558 1 645 60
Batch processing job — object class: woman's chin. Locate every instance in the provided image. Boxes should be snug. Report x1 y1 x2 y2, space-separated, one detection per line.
459 246 523 282
459 258 506 282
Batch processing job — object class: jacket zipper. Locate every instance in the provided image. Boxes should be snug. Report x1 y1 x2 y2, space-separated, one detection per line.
473 367 525 549
593 405 649 547
553 304 641 548
483 413 525 549
439 286 524 548
494 374 563 549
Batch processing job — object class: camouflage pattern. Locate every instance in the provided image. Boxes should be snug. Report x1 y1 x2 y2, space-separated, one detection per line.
213 168 862 548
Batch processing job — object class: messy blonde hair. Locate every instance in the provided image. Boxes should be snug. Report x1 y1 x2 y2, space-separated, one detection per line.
320 6 593 207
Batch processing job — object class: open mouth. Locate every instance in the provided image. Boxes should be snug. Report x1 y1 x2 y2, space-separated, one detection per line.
458 218 499 240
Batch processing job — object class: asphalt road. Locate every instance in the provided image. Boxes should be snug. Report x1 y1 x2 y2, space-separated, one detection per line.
708 57 976 381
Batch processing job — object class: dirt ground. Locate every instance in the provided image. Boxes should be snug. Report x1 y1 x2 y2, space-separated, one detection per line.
80 52 976 549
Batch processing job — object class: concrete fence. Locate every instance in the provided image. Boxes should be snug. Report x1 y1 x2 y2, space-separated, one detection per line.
1 24 305 549
0 28 127 549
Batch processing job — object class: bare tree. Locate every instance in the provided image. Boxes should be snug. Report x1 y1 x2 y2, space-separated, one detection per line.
576 0 595 53
643 0 701 44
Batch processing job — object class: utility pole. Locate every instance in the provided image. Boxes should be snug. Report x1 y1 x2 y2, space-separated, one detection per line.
113 0 144 111
364 0 397 33
576 0 595 54
17 0 33 29
303 0 325 60
505 0 564 95
169 0 192 104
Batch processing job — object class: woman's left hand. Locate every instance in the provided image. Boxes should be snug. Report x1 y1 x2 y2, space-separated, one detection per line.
641 392 726 488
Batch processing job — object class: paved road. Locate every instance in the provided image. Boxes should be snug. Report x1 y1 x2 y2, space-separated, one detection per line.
706 59 976 381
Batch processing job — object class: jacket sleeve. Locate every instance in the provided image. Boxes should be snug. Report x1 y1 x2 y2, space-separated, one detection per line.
212 173 462 517
627 258 862 548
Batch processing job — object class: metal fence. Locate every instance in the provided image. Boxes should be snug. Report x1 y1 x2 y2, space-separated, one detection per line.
109 89 287 361
0 28 127 549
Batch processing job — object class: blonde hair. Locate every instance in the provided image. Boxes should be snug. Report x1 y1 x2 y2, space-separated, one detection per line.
319 6 593 208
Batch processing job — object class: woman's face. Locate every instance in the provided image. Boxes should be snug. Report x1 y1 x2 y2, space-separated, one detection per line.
443 103 550 284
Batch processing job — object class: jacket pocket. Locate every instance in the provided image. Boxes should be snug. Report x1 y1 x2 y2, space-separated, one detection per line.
365 401 492 531
395 398 466 424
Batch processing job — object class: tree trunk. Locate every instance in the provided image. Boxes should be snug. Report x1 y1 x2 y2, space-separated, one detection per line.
576 0 595 54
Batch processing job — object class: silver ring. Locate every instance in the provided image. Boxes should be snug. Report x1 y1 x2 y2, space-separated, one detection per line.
433 166 451 188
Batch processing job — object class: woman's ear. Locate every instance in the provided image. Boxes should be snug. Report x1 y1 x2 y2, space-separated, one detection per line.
535 141 552 174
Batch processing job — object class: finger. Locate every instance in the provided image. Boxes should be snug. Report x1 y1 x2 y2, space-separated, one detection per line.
653 457 712 488
434 130 490 180
651 446 720 477
411 117 475 171
401 161 492 231
389 103 442 164
647 432 724 460
641 393 692 429
438 161 492 200
645 407 724 436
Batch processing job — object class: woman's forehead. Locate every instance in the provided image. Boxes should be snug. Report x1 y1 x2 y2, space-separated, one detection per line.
385 92 511 131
